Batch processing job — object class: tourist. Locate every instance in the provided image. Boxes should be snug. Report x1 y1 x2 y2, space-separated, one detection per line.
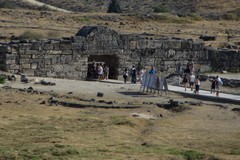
98 63 103 81
131 66 137 83
195 75 200 94
215 76 223 97
182 74 189 91
139 68 145 84
103 64 109 80
123 68 128 83
149 65 156 75
209 77 216 93
189 73 195 91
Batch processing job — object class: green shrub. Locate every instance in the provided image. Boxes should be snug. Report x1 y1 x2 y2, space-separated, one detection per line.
0 76 5 84
0 1 15 9
153 5 170 13
19 31 44 40
188 13 203 21
224 13 239 21
107 0 122 13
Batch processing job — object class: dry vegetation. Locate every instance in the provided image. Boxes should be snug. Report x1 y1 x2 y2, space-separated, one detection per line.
0 1 240 159
0 8 240 48
0 85 240 160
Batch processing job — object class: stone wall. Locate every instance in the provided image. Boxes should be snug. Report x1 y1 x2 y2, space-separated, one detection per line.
0 26 239 80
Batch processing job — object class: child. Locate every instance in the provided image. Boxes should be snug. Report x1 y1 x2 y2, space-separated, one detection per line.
195 76 200 94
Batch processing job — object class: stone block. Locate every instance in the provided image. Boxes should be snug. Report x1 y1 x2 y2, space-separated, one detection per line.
60 41 72 50
21 64 31 69
0 45 11 53
20 59 30 64
31 42 41 50
137 40 148 49
26 49 38 55
192 42 205 51
74 36 86 43
181 40 192 50
31 63 38 69
6 59 16 64
72 43 83 50
162 40 181 50
148 40 162 49
42 43 53 50
62 50 73 55
9 64 19 70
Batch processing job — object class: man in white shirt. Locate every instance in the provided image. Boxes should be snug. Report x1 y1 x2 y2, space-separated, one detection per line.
189 73 195 91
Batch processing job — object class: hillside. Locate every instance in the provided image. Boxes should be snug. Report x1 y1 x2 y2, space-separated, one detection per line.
0 0 239 49
35 0 240 18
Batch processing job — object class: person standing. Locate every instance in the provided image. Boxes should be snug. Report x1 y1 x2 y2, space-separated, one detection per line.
215 76 223 97
123 68 128 83
182 74 189 91
209 77 216 93
195 75 200 94
103 64 109 80
149 65 156 75
139 68 145 84
131 66 137 83
189 73 195 91
98 63 103 81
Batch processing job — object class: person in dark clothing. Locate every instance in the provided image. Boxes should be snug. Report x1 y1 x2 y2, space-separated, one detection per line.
210 77 216 93
131 66 137 83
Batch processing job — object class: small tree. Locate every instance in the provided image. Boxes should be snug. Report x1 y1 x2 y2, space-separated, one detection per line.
107 0 122 13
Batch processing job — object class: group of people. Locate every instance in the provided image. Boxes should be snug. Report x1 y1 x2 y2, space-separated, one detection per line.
122 65 156 84
182 73 223 96
87 62 109 81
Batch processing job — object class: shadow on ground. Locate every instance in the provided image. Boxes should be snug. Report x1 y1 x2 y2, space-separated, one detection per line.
118 91 158 97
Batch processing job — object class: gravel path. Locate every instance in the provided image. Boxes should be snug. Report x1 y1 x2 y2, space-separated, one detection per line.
23 0 72 12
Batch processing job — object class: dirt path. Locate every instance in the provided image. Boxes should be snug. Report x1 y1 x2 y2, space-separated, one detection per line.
23 0 72 12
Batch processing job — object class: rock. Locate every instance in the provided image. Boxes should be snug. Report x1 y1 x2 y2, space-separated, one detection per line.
221 70 228 74
97 92 104 97
199 35 216 41
20 74 28 83
40 101 46 104
232 108 240 112
7 75 16 81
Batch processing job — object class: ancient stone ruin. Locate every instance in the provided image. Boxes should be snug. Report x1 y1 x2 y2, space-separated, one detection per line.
0 26 239 80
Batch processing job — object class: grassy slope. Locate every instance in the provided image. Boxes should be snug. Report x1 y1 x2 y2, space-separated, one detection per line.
0 89 240 159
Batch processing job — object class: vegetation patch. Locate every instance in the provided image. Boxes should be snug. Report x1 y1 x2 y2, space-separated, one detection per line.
108 116 135 127
166 148 206 160
0 76 5 84
19 30 44 40
153 5 170 13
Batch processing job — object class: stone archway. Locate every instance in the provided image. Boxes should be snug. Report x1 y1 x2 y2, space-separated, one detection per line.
87 55 119 80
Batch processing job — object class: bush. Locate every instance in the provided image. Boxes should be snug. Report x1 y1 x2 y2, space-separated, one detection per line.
107 0 122 13
153 5 170 13
188 13 203 21
0 1 15 9
0 76 5 84
19 31 44 40
224 13 239 20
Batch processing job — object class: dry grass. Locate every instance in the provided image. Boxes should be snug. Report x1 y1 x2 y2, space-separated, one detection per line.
0 87 240 159
0 8 239 48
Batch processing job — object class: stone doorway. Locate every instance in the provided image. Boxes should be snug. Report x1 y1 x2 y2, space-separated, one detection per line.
88 55 119 80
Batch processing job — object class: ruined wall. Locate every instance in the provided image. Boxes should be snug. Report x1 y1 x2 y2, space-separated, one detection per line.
0 39 88 79
0 26 239 80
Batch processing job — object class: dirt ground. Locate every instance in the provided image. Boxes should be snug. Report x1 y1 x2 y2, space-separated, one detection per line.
0 74 240 160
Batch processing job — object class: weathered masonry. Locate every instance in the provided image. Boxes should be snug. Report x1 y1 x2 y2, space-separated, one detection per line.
0 26 239 80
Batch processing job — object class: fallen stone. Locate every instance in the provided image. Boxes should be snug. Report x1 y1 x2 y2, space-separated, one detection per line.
97 92 104 97
232 108 240 112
